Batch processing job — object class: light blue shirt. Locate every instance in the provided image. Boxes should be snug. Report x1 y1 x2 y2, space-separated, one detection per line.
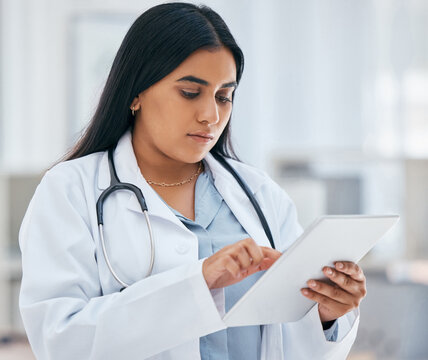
165 160 338 359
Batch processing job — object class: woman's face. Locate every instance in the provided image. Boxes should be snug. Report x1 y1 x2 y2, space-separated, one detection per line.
132 46 237 164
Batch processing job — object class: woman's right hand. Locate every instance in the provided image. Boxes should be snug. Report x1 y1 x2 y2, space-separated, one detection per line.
202 237 282 289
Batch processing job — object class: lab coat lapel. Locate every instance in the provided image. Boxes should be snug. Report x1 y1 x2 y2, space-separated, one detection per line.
204 153 272 248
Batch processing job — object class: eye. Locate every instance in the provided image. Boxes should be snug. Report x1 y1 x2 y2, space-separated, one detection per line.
181 90 199 99
216 95 232 104
180 90 232 104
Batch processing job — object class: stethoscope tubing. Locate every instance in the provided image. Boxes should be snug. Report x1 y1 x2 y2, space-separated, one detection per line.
211 152 275 249
97 146 275 290
98 209 155 289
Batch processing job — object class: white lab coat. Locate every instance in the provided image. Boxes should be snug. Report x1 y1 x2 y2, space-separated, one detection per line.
19 130 359 360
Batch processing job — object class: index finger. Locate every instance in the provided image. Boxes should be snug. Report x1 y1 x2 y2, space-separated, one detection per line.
334 261 365 282
260 246 282 261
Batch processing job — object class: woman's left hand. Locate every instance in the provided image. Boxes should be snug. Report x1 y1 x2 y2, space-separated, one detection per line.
300 261 367 323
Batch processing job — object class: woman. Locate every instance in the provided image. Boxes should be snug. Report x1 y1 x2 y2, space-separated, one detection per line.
19 2 366 359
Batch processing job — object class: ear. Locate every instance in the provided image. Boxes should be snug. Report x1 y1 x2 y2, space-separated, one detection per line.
129 96 141 111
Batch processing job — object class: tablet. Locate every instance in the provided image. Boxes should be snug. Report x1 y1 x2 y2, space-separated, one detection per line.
223 215 399 327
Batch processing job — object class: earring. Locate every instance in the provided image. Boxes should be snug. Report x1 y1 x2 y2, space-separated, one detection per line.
131 106 135 116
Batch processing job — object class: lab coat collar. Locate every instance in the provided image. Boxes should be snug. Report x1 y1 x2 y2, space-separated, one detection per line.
97 129 271 247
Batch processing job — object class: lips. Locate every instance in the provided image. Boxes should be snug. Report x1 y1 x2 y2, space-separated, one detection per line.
187 131 214 140
187 131 215 144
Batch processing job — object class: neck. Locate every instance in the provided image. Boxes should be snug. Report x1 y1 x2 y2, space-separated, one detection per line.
131 130 201 185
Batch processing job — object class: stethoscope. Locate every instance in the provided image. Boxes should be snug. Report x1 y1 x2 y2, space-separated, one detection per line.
96 147 275 290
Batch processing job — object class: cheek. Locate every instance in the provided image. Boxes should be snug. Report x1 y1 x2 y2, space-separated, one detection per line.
144 96 191 136
218 109 232 131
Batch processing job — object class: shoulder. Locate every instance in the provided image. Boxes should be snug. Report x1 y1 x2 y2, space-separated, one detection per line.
32 151 105 213
43 152 104 184
225 158 292 202
226 157 270 181
205 153 295 204
208 155 297 221
20 153 104 242
206 154 271 191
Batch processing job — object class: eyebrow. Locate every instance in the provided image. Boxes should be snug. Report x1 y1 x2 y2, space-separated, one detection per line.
176 75 237 89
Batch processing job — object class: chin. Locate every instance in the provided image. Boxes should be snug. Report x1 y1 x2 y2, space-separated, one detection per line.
178 151 209 164
187 154 207 164
167 142 216 164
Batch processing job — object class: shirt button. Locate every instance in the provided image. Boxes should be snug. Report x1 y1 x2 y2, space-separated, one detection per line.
175 241 189 254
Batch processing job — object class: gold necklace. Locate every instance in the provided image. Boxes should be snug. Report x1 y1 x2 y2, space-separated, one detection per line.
146 162 203 187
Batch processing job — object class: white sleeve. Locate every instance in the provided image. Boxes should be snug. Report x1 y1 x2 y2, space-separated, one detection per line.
268 179 360 358
282 306 359 359
19 169 225 360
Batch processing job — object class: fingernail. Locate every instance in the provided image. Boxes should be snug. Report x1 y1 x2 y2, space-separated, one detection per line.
326 268 333 275
302 289 309 295
308 280 316 288
336 262 344 269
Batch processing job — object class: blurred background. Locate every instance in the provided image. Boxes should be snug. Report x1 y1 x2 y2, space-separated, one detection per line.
0 0 427 359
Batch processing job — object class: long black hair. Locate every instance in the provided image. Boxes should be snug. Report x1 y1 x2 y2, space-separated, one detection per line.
64 2 244 161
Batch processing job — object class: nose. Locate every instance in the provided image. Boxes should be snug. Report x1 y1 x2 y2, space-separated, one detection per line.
197 96 220 125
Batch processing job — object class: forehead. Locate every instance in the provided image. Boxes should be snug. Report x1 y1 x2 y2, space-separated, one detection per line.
165 47 237 86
